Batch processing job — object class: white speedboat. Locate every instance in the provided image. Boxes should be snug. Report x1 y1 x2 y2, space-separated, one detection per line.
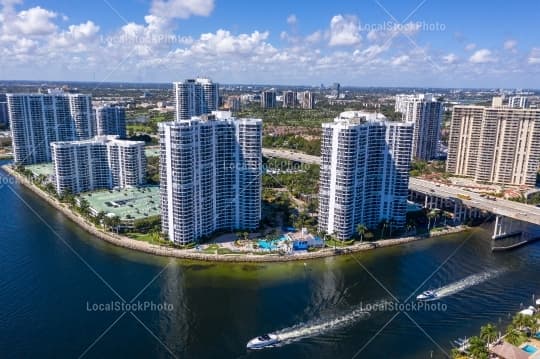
417 290 437 301
246 334 280 350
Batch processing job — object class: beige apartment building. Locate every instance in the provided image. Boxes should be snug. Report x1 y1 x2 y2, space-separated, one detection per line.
447 103 540 186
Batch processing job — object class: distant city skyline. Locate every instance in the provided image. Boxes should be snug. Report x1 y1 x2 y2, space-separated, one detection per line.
1 0 540 87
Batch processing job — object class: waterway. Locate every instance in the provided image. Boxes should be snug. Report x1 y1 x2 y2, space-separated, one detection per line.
0 162 539 358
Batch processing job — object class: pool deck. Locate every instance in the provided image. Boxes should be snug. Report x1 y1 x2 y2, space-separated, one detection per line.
524 338 540 358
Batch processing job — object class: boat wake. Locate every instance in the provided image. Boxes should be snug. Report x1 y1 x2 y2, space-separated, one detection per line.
270 300 387 347
426 269 505 300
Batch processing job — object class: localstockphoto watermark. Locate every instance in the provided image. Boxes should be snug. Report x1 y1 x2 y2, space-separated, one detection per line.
360 300 447 313
86 301 174 313
361 21 446 33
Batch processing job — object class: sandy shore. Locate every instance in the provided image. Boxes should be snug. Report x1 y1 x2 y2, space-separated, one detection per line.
2 164 470 263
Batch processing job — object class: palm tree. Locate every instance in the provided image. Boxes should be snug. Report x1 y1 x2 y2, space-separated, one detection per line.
504 325 521 346
356 224 367 242
468 336 488 359
480 323 497 344
427 210 438 231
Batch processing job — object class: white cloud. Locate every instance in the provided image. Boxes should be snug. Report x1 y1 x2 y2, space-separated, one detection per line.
328 14 361 47
465 43 476 51
528 48 540 64
150 0 214 20
504 39 517 52
49 21 100 51
287 14 297 25
469 49 496 63
305 31 322 44
391 55 409 66
443 53 458 64
11 6 58 36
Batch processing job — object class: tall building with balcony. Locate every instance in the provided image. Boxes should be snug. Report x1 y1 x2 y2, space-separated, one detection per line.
300 91 315 109
51 136 146 194
159 111 262 245
261 90 276 109
318 111 413 240
282 91 297 108
397 94 443 160
96 104 126 138
7 91 94 165
0 94 8 127
173 78 219 121
508 96 529 109
447 104 540 186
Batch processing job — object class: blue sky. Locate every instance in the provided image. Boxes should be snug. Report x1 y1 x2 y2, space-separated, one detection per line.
1 0 540 87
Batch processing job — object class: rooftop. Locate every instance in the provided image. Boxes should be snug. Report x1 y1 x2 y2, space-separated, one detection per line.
26 163 54 178
80 186 160 221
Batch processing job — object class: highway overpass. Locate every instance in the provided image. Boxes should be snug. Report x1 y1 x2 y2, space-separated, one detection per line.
262 148 540 227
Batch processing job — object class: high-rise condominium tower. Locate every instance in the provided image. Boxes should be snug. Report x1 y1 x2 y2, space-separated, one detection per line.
447 104 540 186
282 91 297 108
51 136 146 194
159 111 262 245
174 78 219 121
0 94 8 127
96 104 127 138
398 94 443 160
508 96 529 109
318 112 413 240
8 91 94 165
300 91 315 109
261 90 276 109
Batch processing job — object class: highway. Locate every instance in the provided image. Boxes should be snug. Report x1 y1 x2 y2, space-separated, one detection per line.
262 148 540 226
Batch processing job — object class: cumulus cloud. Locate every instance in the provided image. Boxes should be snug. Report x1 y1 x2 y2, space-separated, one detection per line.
287 14 297 25
10 6 58 35
465 43 476 51
328 14 361 46
504 39 517 52
443 53 458 64
391 54 409 66
528 48 540 64
469 49 496 63
150 0 214 20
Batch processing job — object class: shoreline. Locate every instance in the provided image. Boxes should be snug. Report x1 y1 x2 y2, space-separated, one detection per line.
2 164 470 263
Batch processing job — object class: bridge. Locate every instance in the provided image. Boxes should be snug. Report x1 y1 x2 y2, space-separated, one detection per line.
263 148 540 247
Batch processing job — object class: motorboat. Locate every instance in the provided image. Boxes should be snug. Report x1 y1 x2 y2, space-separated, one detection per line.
246 334 280 349
416 290 438 301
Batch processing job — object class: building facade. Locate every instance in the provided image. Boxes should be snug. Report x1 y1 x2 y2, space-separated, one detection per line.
508 96 529 109
159 111 262 245
261 90 276 109
8 91 94 165
51 136 146 194
398 94 443 160
447 104 540 186
318 111 413 240
96 104 127 138
282 91 297 108
300 91 315 109
0 94 8 127
174 78 219 121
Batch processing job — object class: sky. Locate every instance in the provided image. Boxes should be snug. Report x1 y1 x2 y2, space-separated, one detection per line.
1 0 540 88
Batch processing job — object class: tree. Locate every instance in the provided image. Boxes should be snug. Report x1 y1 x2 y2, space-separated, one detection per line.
504 325 521 346
427 210 438 231
356 224 367 242
468 336 488 359
78 198 90 216
479 323 497 344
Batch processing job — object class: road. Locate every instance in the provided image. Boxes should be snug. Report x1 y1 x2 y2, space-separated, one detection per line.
262 148 540 226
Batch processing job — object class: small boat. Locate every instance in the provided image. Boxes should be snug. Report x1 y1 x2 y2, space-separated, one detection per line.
417 290 438 301
246 334 280 350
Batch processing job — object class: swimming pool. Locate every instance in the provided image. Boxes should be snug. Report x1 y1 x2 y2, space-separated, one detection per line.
535 332 540 339
522 344 538 354
258 236 287 250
